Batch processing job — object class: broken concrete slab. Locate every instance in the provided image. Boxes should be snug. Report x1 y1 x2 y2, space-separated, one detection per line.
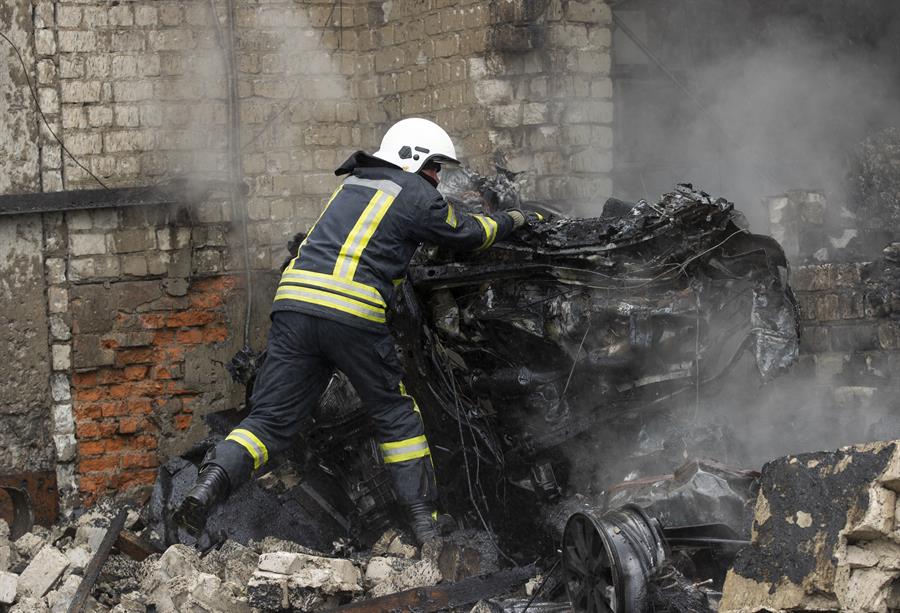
16 544 68 597
369 558 443 597
45 574 81 613
187 572 250 613
65 543 93 571
721 440 900 613
9 595 49 612
12 532 45 561
247 571 289 610
0 570 17 604
364 556 414 588
199 540 259 586
259 551 306 574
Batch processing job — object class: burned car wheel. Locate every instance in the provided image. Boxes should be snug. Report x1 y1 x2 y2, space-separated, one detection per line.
563 505 667 613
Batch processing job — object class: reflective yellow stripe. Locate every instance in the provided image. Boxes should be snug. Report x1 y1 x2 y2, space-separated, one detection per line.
445 205 458 228
380 435 431 464
333 190 395 279
472 214 498 250
400 382 421 415
297 185 343 256
280 269 386 307
274 286 386 323
226 428 269 469
381 434 428 450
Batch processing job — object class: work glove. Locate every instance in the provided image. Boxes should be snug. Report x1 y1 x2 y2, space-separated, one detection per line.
506 208 545 230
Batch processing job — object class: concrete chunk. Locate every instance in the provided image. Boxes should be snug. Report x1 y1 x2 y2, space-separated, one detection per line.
17 545 69 597
248 571 288 610
370 559 442 598
10 596 49 612
0 571 17 604
721 441 900 613
45 574 81 613
258 552 304 575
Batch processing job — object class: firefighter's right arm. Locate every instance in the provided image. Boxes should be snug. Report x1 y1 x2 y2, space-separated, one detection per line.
410 195 517 252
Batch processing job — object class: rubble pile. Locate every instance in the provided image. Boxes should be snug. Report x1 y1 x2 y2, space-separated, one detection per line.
0 501 538 613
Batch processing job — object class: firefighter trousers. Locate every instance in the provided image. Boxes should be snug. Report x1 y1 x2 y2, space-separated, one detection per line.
204 310 437 507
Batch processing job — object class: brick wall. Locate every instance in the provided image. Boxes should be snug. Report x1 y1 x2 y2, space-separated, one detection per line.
0 0 616 510
764 191 900 405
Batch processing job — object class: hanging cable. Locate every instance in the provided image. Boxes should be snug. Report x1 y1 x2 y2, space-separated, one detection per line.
208 0 254 348
0 31 109 190
446 362 517 565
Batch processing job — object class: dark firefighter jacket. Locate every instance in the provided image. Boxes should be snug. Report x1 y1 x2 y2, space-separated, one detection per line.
272 151 516 330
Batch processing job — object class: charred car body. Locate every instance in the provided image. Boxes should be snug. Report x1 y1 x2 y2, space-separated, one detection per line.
149 172 800 612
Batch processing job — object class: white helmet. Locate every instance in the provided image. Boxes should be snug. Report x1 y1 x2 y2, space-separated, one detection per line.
373 118 460 173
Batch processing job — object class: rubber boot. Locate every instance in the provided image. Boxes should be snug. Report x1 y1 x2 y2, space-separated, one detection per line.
407 501 439 544
173 464 231 537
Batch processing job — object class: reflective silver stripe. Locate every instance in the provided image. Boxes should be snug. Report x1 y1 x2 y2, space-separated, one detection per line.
381 441 431 464
473 214 499 250
226 429 267 469
334 190 393 279
343 176 403 197
280 270 386 306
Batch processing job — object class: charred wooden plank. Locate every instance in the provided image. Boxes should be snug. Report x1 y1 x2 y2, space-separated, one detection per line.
114 530 161 562
67 508 128 613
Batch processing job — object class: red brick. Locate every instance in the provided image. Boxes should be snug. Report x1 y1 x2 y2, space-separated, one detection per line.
103 437 126 452
122 452 157 469
139 314 167 329
133 434 159 450
117 348 157 365
190 293 223 309
174 414 192 430
75 388 104 402
195 276 237 293
78 474 107 495
181 396 196 412
163 346 184 361
102 337 120 350
76 423 101 438
166 310 217 328
117 468 157 490
100 402 128 417
108 384 131 399
151 365 175 380
175 329 204 344
126 398 153 414
80 456 120 473
152 330 175 345
119 417 140 434
78 441 105 457
72 371 98 387
97 369 126 385
203 327 228 343
124 365 148 380
131 380 164 396
74 403 103 420
99 422 119 437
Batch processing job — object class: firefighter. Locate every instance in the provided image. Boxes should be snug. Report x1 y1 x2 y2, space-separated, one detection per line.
174 118 529 543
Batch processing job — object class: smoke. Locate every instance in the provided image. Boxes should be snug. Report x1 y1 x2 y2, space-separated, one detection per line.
614 2 900 231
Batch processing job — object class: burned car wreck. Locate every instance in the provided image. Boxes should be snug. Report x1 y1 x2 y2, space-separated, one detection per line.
148 173 800 612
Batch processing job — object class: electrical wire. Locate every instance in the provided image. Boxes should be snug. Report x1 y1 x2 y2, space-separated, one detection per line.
0 31 109 190
446 362 516 565
208 0 254 348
